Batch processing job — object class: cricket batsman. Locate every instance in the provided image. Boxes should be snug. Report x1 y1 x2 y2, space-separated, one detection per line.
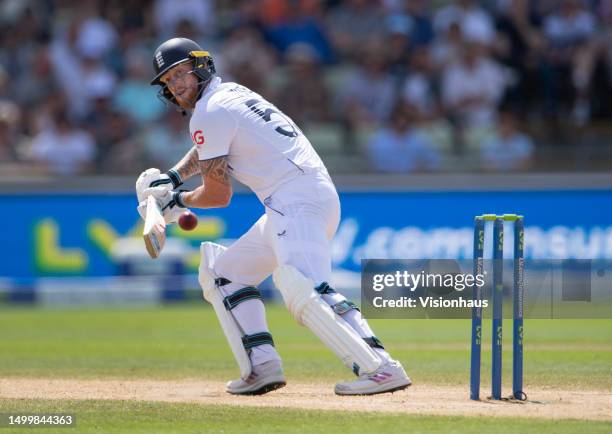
135 38 411 396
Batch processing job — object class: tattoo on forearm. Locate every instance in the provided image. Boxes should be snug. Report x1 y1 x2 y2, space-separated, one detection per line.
171 147 200 181
200 156 230 184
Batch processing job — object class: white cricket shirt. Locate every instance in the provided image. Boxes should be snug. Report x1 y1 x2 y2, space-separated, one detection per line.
190 77 328 201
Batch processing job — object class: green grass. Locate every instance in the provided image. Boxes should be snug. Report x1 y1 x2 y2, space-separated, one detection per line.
1 305 611 432
0 399 610 434
1 305 611 390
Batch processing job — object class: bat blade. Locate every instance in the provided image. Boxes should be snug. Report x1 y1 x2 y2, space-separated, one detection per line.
143 195 166 258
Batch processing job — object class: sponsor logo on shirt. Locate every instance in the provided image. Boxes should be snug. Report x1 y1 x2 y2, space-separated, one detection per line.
192 130 205 146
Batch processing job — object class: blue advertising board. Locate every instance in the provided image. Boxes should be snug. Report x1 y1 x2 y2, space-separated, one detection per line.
2 189 611 281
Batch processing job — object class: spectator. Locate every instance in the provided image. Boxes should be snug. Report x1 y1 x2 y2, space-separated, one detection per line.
113 48 165 123
542 0 596 120
75 11 118 60
49 14 117 118
401 46 440 122
80 56 117 104
592 0 612 117
49 18 88 116
599 1 612 81
385 0 434 47
481 109 534 171
326 0 387 60
0 66 7 101
336 44 396 129
0 102 21 163
0 0 610 177
434 0 495 47
366 103 441 173
14 45 59 109
83 96 133 172
220 23 277 87
223 0 268 30
28 111 96 175
385 14 413 79
143 109 193 168
543 0 595 49
264 1 334 63
441 42 508 128
259 0 327 27
275 43 333 125
404 0 435 46
153 0 215 40
226 58 273 98
430 20 464 70
495 0 544 112
110 0 150 39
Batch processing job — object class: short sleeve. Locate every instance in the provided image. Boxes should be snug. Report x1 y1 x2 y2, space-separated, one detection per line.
190 104 237 160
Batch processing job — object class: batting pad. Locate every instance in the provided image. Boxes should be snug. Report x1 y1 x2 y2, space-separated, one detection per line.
199 242 252 379
273 265 382 375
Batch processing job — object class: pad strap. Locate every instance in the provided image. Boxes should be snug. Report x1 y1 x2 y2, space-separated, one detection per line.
363 336 385 350
315 283 360 316
315 282 335 294
331 300 360 315
242 332 275 350
223 286 262 310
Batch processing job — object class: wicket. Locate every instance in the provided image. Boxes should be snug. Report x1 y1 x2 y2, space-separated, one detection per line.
470 214 526 401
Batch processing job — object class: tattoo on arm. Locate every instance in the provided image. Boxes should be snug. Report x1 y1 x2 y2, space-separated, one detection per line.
199 156 230 185
171 147 200 181
181 156 231 208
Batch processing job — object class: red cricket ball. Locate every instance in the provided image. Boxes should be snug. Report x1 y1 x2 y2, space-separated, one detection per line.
178 211 198 231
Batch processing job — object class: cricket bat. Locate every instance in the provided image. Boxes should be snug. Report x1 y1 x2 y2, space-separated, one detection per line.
143 195 166 258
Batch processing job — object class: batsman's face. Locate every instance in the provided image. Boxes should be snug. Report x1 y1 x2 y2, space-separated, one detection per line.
160 62 198 109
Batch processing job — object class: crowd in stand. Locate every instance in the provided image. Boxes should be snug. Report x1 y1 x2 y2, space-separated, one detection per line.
1 0 612 176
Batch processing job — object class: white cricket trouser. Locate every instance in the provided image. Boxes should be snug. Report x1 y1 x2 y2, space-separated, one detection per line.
212 170 389 366
215 170 340 286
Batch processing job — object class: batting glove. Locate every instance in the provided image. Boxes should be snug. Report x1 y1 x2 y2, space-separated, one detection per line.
139 188 188 225
135 168 183 203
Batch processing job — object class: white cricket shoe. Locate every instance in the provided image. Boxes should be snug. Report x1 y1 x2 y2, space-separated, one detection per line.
226 359 286 395
334 360 411 396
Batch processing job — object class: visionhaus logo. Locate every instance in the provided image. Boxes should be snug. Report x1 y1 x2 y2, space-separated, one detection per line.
370 295 489 309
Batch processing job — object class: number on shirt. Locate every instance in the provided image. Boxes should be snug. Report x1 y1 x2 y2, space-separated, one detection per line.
245 99 302 138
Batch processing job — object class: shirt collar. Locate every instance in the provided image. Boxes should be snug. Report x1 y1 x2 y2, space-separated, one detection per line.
201 76 222 98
